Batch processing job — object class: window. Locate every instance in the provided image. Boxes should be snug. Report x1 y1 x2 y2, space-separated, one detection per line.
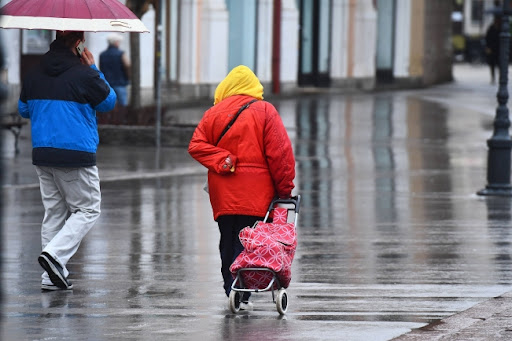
471 0 484 24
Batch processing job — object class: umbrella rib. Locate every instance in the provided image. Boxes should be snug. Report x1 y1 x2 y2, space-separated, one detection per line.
83 0 94 19
98 0 117 19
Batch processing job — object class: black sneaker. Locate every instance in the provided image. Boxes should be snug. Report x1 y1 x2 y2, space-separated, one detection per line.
41 283 73 291
38 252 71 289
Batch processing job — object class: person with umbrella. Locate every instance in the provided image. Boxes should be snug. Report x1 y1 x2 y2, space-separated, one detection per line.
18 30 117 290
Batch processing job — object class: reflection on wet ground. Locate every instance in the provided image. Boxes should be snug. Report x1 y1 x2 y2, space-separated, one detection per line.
2 83 512 340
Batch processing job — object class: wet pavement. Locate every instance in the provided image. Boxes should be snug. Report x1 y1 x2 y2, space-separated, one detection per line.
2 64 512 340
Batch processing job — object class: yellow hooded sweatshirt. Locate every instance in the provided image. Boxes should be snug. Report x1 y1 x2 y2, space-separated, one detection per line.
213 65 264 105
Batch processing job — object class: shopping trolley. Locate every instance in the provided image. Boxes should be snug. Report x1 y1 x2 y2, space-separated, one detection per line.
229 195 301 315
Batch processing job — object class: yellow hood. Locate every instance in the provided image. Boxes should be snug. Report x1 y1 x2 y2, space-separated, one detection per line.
214 65 264 105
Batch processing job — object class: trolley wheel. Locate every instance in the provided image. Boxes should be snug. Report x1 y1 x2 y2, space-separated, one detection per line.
229 290 241 313
276 288 288 315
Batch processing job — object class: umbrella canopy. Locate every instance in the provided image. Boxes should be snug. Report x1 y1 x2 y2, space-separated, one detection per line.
0 0 150 32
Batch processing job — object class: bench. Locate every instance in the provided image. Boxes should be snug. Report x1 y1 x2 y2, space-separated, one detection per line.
1 112 27 155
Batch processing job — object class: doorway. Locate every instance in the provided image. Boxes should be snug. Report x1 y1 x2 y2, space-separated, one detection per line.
226 0 257 72
297 0 332 87
376 0 396 83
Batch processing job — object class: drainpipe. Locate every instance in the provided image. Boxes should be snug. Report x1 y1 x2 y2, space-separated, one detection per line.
272 0 281 94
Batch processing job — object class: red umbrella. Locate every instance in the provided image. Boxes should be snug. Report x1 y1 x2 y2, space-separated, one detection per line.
0 0 149 32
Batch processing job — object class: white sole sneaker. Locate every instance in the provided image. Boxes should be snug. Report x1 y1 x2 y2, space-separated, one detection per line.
240 301 254 311
41 283 73 291
38 252 71 289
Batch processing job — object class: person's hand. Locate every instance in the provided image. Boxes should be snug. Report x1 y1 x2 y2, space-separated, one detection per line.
222 156 235 172
80 47 95 66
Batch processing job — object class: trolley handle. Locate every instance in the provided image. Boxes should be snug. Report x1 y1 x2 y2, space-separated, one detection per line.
267 195 301 214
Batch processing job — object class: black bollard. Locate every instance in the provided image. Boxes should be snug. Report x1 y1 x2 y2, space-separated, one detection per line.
478 0 512 196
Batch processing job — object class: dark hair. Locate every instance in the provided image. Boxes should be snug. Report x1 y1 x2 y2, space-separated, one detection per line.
56 31 84 48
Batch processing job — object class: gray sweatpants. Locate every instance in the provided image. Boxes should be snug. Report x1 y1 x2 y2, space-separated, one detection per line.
35 166 101 284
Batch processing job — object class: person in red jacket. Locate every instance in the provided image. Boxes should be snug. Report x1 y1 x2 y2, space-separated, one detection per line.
188 65 295 310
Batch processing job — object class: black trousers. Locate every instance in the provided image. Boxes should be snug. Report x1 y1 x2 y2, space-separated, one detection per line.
217 215 263 299
488 53 499 82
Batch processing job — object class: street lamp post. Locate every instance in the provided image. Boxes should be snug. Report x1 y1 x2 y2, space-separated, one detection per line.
478 0 512 196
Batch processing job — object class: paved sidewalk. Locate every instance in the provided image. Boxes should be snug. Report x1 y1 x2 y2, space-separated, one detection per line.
3 63 512 340
394 291 512 340
392 63 512 340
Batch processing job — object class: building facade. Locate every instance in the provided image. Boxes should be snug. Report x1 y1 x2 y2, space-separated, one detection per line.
1 0 453 104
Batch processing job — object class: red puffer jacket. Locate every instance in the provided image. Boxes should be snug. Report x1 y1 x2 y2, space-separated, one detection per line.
188 95 295 221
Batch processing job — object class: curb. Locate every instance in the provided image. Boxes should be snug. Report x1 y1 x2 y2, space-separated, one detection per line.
99 124 196 147
393 291 512 340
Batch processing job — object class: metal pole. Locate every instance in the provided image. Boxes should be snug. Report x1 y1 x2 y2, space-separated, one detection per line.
272 0 281 94
155 0 162 149
478 0 512 196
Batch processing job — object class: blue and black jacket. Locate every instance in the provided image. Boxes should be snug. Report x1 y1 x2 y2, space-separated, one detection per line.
18 39 117 167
